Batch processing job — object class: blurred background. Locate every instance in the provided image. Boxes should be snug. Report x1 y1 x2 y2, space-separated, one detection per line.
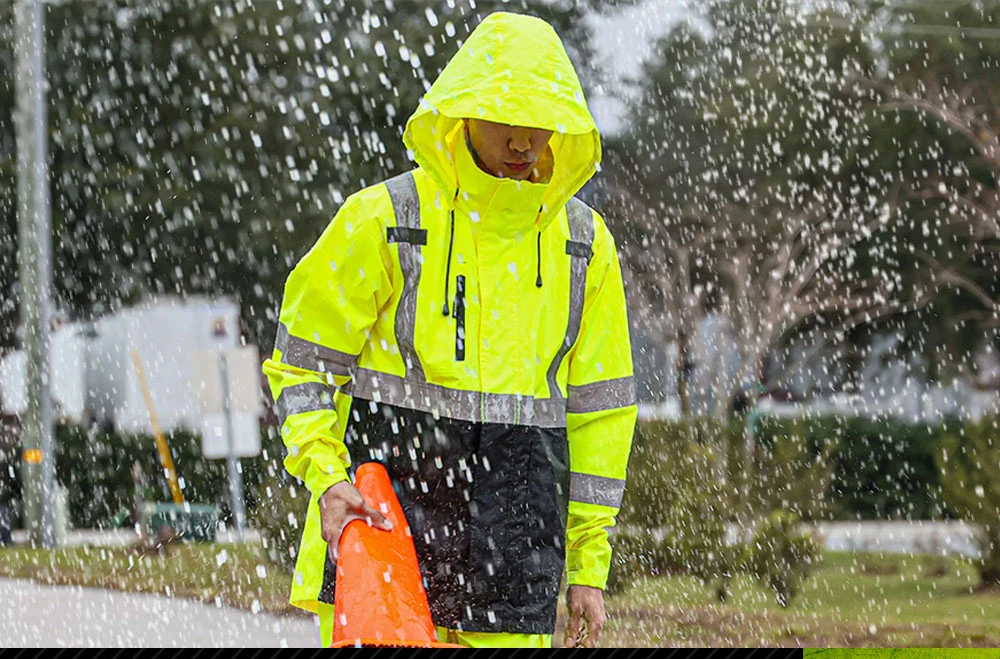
2 0 1000 648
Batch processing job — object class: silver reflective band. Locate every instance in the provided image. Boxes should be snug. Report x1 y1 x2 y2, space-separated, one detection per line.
570 472 626 509
567 376 637 414
385 171 427 384
547 198 595 399
276 382 336 425
344 368 567 428
275 323 357 376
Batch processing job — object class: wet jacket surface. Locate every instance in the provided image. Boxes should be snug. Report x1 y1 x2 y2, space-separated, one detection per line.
263 11 637 634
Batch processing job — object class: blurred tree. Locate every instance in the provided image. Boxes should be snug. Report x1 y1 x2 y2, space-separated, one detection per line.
0 0 601 350
604 0 935 422
0 1 17 348
599 0 1000 420
869 0 1000 392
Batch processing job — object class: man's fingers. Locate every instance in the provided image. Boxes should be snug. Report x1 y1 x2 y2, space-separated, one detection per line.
585 606 606 647
563 608 581 648
361 502 394 532
326 521 347 562
584 619 599 648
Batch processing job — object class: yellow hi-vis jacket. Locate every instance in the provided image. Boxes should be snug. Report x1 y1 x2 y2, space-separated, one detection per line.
263 12 636 630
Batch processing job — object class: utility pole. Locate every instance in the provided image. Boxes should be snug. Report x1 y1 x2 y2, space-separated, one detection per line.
14 0 55 548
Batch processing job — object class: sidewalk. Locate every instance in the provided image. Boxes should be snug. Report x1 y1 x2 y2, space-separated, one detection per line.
628 520 983 558
808 520 980 558
0 577 317 647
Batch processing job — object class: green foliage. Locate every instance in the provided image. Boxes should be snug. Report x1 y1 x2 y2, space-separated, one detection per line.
619 417 736 528
938 417 1000 587
605 529 672 595
4 423 271 530
752 414 951 520
742 414 840 522
0 0 599 349
618 418 823 604
610 414 987 605
4 420 309 571
741 510 822 607
617 419 740 600
249 426 308 573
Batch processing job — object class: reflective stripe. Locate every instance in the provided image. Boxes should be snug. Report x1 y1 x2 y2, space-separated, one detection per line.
276 382 336 425
274 323 357 376
385 172 426 383
547 198 595 399
567 376 636 414
344 367 567 428
569 472 626 509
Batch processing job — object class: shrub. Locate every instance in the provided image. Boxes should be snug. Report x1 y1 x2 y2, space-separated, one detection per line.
3 423 268 531
605 530 673 595
822 417 949 520
937 417 1000 587
619 419 745 602
741 510 822 607
746 415 838 521
249 426 308 573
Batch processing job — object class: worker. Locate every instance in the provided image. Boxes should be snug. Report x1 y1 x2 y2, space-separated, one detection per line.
263 11 636 648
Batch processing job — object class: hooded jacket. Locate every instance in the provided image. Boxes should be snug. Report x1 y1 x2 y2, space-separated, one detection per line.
264 12 636 634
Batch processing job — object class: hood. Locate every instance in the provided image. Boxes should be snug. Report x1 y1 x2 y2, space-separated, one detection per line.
402 11 601 230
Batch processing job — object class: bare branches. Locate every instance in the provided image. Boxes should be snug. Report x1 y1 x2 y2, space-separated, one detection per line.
882 77 1000 176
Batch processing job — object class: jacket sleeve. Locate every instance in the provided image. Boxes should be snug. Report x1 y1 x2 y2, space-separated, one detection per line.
564 214 638 589
262 193 393 500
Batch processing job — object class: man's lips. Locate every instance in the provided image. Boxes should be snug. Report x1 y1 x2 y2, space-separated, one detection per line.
506 161 531 173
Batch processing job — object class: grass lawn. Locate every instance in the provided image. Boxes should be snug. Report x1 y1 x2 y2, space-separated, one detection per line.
600 551 1000 647
2 542 998 647
0 540 308 619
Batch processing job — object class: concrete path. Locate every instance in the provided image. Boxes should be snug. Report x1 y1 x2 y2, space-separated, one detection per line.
0 577 318 648
633 520 984 558
808 520 980 558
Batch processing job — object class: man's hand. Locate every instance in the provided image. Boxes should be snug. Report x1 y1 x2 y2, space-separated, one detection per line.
563 585 606 648
319 480 393 562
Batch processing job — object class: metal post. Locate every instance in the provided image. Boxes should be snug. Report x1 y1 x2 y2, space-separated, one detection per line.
14 0 55 548
219 353 245 541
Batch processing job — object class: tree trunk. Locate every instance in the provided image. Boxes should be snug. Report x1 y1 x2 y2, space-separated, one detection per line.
981 527 1000 588
677 328 692 418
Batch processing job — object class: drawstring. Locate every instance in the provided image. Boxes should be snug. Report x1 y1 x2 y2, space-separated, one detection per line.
442 208 456 316
535 230 543 288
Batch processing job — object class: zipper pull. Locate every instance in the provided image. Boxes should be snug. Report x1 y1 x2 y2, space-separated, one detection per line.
453 275 466 362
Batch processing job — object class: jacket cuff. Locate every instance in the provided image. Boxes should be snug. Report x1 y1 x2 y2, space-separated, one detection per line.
565 540 612 590
305 462 351 500
566 567 609 590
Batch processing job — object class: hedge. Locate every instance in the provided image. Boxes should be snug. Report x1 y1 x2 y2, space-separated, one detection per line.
0 413 981 569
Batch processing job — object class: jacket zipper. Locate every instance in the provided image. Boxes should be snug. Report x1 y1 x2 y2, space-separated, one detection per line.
452 274 466 361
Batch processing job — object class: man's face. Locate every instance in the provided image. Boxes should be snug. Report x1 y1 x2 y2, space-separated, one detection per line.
465 119 553 181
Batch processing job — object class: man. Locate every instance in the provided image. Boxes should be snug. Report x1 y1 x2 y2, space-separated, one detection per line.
263 11 636 648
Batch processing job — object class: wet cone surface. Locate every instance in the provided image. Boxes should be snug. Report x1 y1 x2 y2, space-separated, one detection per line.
331 462 460 648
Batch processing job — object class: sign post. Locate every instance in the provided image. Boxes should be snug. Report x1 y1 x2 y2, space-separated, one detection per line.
218 351 246 541
192 346 260 541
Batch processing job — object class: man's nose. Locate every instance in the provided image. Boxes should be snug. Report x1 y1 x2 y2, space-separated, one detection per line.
509 129 531 154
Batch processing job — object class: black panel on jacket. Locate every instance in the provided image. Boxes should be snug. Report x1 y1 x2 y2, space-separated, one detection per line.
317 397 569 635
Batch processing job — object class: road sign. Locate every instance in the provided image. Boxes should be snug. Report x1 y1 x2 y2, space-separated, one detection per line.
191 346 261 459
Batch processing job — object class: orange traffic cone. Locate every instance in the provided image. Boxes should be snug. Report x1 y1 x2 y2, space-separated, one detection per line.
331 461 462 648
